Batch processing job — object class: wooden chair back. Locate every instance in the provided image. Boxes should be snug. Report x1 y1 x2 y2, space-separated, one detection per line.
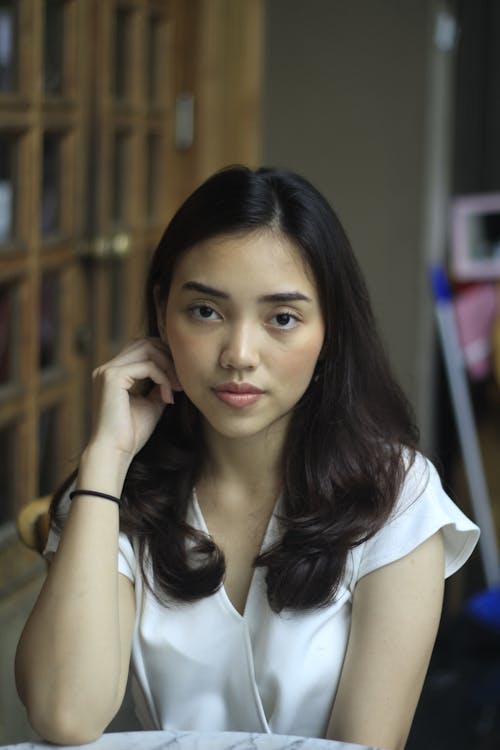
17 496 52 556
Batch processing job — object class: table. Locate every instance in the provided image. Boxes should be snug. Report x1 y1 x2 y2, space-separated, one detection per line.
1 730 381 749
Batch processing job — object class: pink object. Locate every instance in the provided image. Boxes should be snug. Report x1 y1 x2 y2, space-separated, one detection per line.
454 283 499 380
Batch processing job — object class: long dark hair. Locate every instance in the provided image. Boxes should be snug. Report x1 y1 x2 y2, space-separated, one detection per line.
53 166 418 612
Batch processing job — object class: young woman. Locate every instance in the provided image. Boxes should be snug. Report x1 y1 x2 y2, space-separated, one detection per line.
16 166 479 749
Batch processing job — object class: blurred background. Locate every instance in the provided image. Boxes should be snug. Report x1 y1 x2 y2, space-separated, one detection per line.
1 0 499 746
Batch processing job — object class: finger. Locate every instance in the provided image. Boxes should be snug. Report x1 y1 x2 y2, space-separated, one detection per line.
144 339 183 393
129 376 176 404
144 339 183 392
148 339 183 391
166 358 182 392
136 363 177 406
96 339 183 396
107 338 171 372
100 361 174 403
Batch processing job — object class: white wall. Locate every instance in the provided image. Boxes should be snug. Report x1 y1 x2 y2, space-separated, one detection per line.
262 0 454 448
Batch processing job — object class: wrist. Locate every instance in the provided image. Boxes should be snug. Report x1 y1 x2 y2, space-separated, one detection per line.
79 442 133 492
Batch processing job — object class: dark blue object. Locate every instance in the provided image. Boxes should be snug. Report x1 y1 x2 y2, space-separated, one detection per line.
466 586 500 632
430 265 453 303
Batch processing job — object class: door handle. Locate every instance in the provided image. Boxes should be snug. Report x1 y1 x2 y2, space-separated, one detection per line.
78 232 132 262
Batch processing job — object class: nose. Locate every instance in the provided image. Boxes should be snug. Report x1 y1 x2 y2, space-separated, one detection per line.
219 321 260 371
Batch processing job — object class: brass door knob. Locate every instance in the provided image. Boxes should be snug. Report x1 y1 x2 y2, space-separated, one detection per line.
78 233 132 261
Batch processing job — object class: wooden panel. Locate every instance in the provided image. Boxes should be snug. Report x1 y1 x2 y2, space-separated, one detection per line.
0 6 266 736
0 0 264 524
89 0 177 365
195 0 264 181
0 0 89 519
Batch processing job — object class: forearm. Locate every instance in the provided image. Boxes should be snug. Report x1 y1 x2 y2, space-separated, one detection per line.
15 445 133 743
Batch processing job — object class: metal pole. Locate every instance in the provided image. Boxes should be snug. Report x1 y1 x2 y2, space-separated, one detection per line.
431 266 500 588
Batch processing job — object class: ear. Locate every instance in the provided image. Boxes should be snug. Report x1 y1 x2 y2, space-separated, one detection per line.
153 284 167 341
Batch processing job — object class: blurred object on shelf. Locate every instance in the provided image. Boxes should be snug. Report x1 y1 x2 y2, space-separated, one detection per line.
454 283 499 381
451 193 500 281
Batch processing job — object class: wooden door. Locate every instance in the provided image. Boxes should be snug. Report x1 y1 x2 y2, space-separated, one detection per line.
0 2 263 741
0 0 189 525
87 0 178 370
0 0 264 528
81 0 264 421
0 0 89 527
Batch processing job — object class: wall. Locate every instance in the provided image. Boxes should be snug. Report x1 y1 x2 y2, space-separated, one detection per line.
453 0 500 193
262 0 447 445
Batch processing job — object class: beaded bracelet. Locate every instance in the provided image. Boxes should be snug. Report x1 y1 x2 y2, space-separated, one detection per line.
69 489 122 508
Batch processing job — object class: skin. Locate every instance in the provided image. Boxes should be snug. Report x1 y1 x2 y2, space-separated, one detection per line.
15 228 444 749
162 230 325 447
158 230 326 613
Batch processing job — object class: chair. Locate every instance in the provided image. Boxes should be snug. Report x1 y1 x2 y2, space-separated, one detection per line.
17 496 52 556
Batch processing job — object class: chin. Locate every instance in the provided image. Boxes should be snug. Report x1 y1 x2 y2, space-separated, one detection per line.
202 411 293 443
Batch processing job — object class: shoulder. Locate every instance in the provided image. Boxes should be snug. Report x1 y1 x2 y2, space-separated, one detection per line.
350 450 479 585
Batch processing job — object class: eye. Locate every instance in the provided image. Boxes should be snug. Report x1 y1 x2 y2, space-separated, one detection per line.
270 312 299 329
190 304 221 321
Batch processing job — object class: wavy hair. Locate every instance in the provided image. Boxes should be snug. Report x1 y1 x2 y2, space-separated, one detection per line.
53 166 418 612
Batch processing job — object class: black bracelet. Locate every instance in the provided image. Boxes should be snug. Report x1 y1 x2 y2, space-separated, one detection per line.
69 489 122 507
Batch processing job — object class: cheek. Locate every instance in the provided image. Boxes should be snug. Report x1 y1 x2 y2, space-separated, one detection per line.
165 323 213 380
276 337 324 384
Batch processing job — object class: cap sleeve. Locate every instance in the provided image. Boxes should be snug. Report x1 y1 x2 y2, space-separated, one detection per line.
43 485 136 582
357 453 480 581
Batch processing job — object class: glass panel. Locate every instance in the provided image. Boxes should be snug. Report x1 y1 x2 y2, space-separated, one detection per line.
38 406 58 496
39 270 60 370
108 258 124 345
0 133 15 244
0 282 16 386
44 0 64 95
147 15 166 105
0 421 15 524
0 1 17 93
112 131 128 223
113 6 132 100
41 133 61 236
146 133 161 221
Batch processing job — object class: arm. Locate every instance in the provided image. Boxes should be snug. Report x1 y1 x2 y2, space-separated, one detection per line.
15 448 135 745
326 530 445 750
15 339 178 745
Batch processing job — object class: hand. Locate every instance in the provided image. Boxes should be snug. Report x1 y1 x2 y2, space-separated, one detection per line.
88 338 182 461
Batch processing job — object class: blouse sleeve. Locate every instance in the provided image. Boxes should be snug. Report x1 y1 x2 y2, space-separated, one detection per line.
356 452 480 581
43 486 137 583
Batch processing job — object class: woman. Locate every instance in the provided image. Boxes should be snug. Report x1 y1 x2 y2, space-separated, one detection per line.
16 166 479 749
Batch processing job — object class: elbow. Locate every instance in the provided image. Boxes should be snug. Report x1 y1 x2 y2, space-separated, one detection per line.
15 652 123 744
16 659 120 744
28 711 105 745
26 704 107 746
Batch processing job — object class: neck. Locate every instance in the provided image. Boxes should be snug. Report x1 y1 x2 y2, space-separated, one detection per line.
200 422 287 503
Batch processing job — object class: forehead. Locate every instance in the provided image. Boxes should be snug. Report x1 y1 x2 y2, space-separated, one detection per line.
171 231 317 292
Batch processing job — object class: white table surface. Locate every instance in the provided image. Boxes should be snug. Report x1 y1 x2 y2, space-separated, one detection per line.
1 730 381 750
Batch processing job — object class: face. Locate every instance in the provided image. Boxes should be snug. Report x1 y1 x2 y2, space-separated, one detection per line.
159 230 325 446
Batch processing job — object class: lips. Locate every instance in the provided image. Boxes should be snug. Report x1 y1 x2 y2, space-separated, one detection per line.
215 382 263 394
213 382 264 408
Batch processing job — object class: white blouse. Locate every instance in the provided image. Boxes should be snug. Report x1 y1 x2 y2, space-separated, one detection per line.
46 453 479 739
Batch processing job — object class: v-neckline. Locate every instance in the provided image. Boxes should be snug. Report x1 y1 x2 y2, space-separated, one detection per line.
191 489 279 620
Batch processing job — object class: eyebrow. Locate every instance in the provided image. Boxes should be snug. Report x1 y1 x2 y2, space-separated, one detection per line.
182 281 312 304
